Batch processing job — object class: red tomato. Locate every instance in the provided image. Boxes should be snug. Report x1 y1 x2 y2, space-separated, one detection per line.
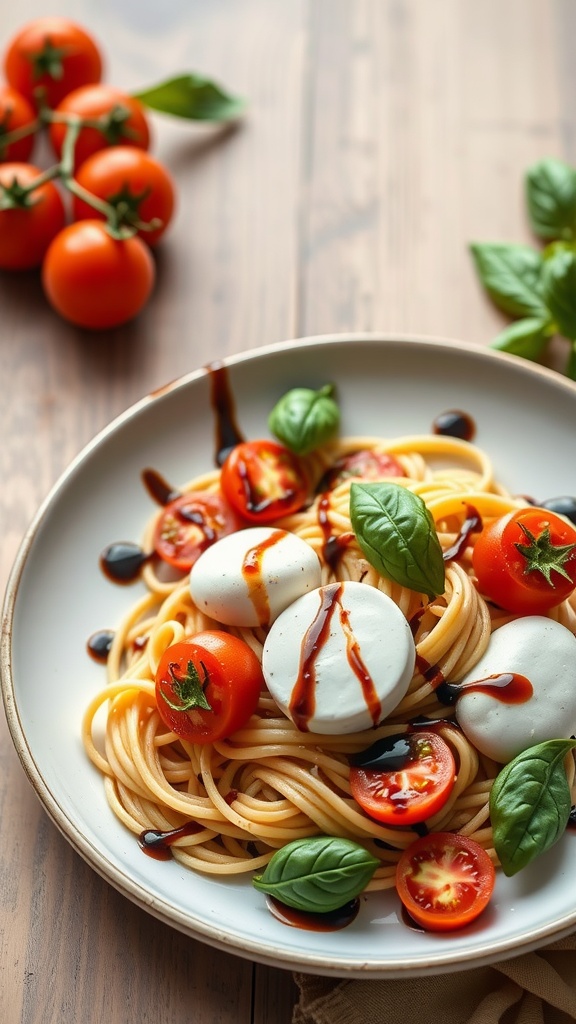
155 630 264 743
349 731 456 826
153 491 241 572
0 162 65 270
72 147 175 245
472 507 576 614
396 833 495 932
221 440 309 523
326 449 404 489
0 85 37 162
49 85 150 169
41 220 155 329
4 18 102 109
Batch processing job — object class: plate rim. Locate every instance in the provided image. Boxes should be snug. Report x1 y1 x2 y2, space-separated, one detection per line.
3 330 576 978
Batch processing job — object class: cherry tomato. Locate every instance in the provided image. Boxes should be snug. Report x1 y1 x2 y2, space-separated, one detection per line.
349 731 456 826
72 147 175 245
153 491 241 572
325 449 404 489
0 85 37 162
155 630 264 743
49 84 150 169
41 220 155 329
221 440 309 523
4 18 102 109
472 507 576 614
0 162 65 270
396 832 495 932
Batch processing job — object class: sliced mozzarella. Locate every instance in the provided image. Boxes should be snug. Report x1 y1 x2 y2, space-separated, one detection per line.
262 581 415 734
455 616 576 763
189 526 322 628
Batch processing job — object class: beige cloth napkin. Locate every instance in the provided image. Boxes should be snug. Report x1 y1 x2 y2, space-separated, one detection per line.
293 934 576 1024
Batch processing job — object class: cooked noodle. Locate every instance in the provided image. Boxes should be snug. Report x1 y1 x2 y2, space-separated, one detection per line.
82 433 576 884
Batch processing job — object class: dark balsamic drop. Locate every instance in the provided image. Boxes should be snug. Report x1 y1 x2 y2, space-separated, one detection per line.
267 896 360 931
100 542 151 583
432 409 475 442
138 822 203 860
87 630 114 663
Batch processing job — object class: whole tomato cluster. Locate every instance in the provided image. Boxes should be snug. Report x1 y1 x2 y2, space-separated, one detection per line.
0 17 176 328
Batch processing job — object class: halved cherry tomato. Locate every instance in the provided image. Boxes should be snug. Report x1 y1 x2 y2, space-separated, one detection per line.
325 449 404 489
396 832 495 932
155 630 264 743
472 507 576 614
349 731 456 826
0 162 65 270
221 440 309 523
4 18 103 109
41 220 155 329
49 84 150 169
153 491 241 572
72 146 175 245
0 85 37 162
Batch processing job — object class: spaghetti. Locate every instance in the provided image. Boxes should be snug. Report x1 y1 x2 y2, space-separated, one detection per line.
82 430 576 887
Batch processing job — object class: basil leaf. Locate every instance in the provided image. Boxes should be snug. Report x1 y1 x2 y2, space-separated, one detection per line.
541 248 576 338
252 836 379 913
490 738 576 876
268 384 339 455
469 242 548 319
525 158 576 241
133 74 246 122
349 482 445 599
490 317 552 361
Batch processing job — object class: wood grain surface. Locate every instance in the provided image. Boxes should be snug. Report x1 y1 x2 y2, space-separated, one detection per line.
1 2 575 1021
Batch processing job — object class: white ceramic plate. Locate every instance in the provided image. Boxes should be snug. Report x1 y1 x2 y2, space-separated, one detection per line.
3 333 576 978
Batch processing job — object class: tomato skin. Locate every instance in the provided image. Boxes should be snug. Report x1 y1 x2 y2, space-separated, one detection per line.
472 507 576 614
221 441 309 523
396 832 495 932
0 86 37 162
49 85 150 168
349 731 456 826
0 163 65 270
153 491 241 572
72 147 175 245
326 450 404 489
4 18 102 109
155 630 264 743
41 220 155 329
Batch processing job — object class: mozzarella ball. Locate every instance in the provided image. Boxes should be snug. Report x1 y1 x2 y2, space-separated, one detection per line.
455 616 576 763
262 581 416 734
189 526 322 627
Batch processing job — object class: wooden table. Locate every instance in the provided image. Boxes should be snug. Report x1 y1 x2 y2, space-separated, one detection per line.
1 2 574 1021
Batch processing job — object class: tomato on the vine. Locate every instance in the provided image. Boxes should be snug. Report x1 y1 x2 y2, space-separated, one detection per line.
472 507 576 614
349 731 456 826
72 147 175 245
153 491 241 572
41 220 155 329
0 85 37 163
4 18 102 109
155 630 264 743
221 440 309 523
0 162 65 270
396 832 495 932
325 449 405 489
49 84 150 168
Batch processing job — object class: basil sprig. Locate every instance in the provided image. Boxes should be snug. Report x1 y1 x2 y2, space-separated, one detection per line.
268 384 340 455
133 74 246 122
470 157 576 379
252 836 379 913
349 482 445 600
490 738 576 877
